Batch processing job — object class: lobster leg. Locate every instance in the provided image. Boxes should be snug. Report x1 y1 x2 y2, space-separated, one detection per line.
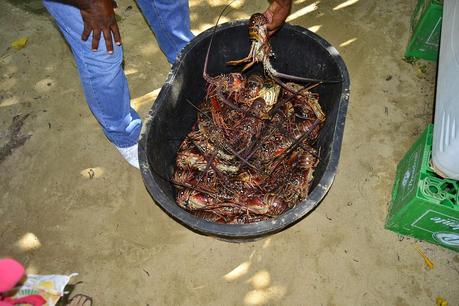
241 59 256 72
268 82 319 118
226 44 256 66
216 89 243 112
197 150 219 181
243 125 277 160
267 119 321 175
271 76 325 121
190 139 226 179
274 124 321 160
171 180 226 200
226 56 252 66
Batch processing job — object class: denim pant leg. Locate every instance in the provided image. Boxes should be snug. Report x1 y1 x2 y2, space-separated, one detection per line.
43 0 142 148
136 0 195 64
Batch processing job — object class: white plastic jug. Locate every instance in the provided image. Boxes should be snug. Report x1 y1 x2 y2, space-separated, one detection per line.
432 0 459 180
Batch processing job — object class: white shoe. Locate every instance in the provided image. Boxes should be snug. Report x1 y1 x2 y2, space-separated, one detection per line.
116 143 139 169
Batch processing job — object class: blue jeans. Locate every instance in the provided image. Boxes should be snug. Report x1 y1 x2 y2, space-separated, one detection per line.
43 0 194 147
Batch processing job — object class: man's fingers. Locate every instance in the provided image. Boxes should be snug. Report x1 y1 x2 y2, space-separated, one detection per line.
81 23 91 41
111 23 122 45
92 29 101 51
263 0 290 34
266 22 277 32
263 10 274 30
264 20 279 37
103 29 114 53
80 0 121 53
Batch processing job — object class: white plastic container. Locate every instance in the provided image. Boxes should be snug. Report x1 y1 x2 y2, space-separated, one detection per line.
432 0 459 180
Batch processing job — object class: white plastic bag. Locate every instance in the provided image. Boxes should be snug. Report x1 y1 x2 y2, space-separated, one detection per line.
12 273 78 306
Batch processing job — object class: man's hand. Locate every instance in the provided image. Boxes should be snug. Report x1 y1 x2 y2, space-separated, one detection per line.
79 0 121 53
263 0 292 37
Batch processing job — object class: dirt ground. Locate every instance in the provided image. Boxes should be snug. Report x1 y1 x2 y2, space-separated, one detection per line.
1 0 458 305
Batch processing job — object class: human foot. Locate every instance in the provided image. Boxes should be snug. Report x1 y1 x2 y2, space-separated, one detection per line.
116 143 139 169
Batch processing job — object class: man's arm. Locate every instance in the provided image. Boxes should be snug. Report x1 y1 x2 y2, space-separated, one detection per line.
59 0 121 53
263 0 292 37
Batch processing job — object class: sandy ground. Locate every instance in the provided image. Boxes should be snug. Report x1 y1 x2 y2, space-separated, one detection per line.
1 0 458 305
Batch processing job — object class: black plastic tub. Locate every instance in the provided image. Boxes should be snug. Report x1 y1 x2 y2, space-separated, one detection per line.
139 20 350 240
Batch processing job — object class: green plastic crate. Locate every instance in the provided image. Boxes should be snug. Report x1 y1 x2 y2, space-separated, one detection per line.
405 0 443 61
385 124 459 252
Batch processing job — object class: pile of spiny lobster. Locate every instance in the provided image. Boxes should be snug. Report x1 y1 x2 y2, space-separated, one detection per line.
172 13 331 224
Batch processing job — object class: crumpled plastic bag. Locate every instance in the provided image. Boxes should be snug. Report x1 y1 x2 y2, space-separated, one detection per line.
10 273 78 306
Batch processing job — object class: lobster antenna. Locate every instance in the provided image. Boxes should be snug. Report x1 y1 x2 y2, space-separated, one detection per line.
203 0 238 79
